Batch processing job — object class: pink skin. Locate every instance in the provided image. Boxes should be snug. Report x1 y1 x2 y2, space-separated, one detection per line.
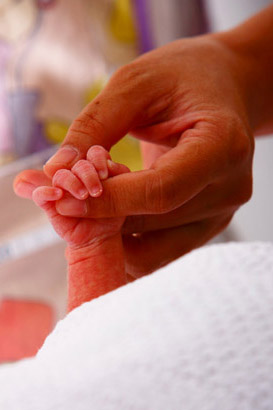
14 146 131 312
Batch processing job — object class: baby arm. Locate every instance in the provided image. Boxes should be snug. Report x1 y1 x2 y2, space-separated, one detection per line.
66 227 126 312
28 146 130 312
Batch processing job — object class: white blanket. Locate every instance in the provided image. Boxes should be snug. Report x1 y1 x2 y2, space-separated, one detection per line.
0 242 273 410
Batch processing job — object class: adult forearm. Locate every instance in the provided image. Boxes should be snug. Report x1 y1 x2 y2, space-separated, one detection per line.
215 5 273 136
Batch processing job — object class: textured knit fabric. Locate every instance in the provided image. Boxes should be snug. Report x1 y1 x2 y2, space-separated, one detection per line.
0 242 272 409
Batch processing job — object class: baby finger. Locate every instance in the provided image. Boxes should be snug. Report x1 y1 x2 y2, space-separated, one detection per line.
72 160 103 198
52 169 89 200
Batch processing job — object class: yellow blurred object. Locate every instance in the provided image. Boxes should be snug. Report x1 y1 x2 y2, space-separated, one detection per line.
45 120 142 171
84 78 106 105
109 0 137 44
45 120 69 144
0 153 16 167
110 135 142 171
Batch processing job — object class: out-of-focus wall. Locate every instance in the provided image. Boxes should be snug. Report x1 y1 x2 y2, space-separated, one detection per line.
205 0 273 241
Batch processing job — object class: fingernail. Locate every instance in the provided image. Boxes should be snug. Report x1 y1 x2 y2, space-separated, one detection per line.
107 160 115 169
99 170 108 180
57 198 87 216
53 188 64 199
46 146 79 166
78 188 89 199
90 187 103 197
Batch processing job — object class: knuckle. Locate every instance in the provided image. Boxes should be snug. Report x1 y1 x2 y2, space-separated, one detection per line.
229 119 254 167
87 145 99 155
233 134 253 165
69 112 104 141
53 169 69 185
217 213 234 234
111 61 149 99
238 175 253 204
113 62 143 85
100 183 119 217
72 159 88 172
87 145 106 161
74 162 96 180
228 174 253 208
107 192 118 216
145 171 174 214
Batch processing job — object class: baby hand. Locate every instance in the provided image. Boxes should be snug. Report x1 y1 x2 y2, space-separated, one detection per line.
32 146 130 248
52 145 129 200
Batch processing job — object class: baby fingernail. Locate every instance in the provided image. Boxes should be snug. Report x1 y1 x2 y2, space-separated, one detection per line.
78 188 89 199
46 146 79 166
57 198 87 215
107 160 115 168
99 170 108 180
90 187 103 197
53 188 63 198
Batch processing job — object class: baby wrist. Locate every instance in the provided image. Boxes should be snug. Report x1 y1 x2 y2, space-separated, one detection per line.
65 241 103 265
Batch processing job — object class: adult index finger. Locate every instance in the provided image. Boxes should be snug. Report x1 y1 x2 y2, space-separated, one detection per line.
55 134 219 218
43 64 151 179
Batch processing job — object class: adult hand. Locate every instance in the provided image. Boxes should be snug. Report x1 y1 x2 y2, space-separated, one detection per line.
41 34 255 277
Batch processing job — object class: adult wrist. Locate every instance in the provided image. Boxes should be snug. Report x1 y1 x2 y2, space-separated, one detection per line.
213 8 273 135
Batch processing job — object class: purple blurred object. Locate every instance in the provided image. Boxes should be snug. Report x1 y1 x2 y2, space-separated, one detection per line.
133 0 154 52
36 0 56 8
0 41 13 154
8 90 50 158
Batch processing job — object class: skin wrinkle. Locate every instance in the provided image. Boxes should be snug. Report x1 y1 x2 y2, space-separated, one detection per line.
73 162 96 180
53 170 83 193
121 180 243 235
77 111 106 135
144 168 164 214
66 236 116 265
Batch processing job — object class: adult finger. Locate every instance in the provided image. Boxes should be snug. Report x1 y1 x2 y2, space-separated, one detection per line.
123 213 233 278
122 173 252 233
13 170 52 199
43 64 151 178
55 133 224 218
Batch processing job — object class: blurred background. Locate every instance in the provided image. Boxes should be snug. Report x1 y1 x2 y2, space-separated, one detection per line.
0 0 272 363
